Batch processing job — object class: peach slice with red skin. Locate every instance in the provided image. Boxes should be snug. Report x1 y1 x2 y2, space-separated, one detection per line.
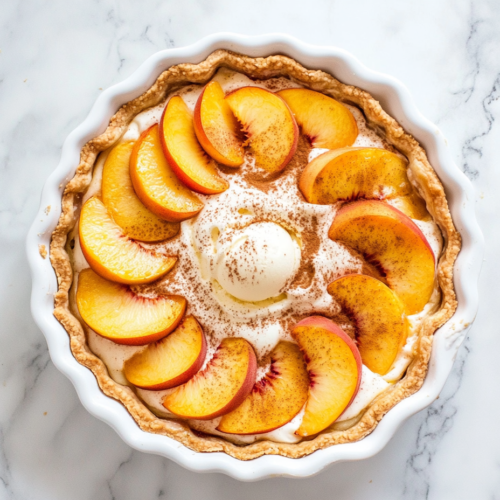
76 268 186 346
217 341 309 435
160 95 229 194
328 200 435 315
299 147 428 220
328 274 409 376
130 124 204 222
292 316 362 436
277 88 358 149
124 316 206 389
79 196 177 285
194 81 244 167
101 141 179 242
163 338 257 420
225 86 298 173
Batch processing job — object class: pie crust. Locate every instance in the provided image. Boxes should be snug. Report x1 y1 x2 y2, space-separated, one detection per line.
50 49 461 460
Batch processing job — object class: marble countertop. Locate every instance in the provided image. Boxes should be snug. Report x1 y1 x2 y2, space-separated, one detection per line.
1 0 498 498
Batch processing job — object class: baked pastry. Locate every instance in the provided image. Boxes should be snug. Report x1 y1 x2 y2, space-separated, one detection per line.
50 50 461 460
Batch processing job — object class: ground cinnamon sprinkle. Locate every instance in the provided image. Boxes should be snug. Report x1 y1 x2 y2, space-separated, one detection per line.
78 72 402 376
242 134 311 193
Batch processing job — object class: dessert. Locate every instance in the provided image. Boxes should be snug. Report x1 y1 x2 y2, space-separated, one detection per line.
50 50 460 460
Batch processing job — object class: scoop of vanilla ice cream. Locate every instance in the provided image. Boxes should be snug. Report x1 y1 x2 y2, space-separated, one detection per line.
215 222 300 302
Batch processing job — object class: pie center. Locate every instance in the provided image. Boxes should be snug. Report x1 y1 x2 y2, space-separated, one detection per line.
213 221 300 302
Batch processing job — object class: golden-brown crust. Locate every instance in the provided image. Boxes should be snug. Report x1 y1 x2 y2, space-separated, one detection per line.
50 49 461 460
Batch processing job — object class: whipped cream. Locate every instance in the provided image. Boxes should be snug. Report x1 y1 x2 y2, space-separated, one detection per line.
71 68 444 444
338 365 390 422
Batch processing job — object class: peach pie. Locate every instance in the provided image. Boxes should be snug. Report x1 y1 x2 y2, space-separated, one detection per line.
50 50 460 460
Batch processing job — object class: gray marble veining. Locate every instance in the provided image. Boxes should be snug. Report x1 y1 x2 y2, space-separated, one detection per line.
1 0 499 498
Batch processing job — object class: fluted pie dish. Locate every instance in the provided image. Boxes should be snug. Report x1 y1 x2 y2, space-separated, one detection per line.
27 34 483 480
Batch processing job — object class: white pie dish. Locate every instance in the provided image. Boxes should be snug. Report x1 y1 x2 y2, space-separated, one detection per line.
26 33 483 481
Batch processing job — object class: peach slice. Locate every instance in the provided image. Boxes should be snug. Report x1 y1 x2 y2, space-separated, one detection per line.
79 196 177 285
389 193 429 222
225 86 298 173
194 81 244 167
299 147 428 220
328 274 408 375
101 141 179 242
130 124 204 222
163 338 256 420
124 316 206 389
292 316 362 436
217 341 309 435
160 96 229 194
76 268 186 346
277 88 358 149
328 200 435 314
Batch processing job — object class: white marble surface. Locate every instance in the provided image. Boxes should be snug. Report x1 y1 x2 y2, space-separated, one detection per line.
0 0 498 498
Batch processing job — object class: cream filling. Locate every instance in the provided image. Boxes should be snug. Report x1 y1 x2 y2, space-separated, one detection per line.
72 68 443 443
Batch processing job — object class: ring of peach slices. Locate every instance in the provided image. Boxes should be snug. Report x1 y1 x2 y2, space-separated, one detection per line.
76 81 436 438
